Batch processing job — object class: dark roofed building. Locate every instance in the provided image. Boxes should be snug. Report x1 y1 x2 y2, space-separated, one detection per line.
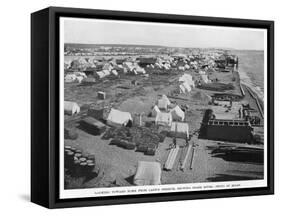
138 57 157 67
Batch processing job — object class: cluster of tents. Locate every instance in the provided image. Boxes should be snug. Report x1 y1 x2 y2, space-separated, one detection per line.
178 74 195 94
65 72 87 83
152 95 186 126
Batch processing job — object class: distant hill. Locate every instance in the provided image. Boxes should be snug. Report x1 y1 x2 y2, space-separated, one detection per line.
65 43 168 49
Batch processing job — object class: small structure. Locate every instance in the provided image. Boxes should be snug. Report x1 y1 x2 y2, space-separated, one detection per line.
80 117 106 135
134 161 161 185
64 101 80 115
169 122 189 139
97 91 106 100
155 112 172 127
138 57 157 67
107 109 133 127
81 77 96 85
170 105 185 121
87 107 104 120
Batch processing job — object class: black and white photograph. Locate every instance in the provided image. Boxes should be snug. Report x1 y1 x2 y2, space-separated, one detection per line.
60 17 268 199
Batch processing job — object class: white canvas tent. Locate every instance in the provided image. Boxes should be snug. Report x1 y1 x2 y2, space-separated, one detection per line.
155 112 172 127
169 122 189 139
161 95 171 106
134 161 161 185
170 105 185 121
111 69 118 76
201 74 210 84
64 74 77 83
157 99 168 111
151 105 161 117
64 101 80 115
107 108 132 127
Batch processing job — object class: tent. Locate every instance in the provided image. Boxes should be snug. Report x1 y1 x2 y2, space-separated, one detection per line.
103 69 110 76
157 98 168 111
179 74 193 83
111 69 118 76
155 112 172 127
136 67 146 74
64 101 80 115
106 108 132 127
75 76 84 83
169 122 189 139
134 161 161 186
201 74 210 84
64 74 77 83
74 72 87 78
179 82 191 94
162 95 171 106
96 71 106 79
151 105 161 117
170 105 185 121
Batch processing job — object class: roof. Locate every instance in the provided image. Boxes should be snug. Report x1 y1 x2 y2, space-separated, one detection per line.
170 105 185 121
169 122 189 138
138 57 157 64
134 161 161 185
155 112 172 126
157 98 168 110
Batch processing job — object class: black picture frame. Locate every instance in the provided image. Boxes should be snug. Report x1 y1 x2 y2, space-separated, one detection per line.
31 6 274 209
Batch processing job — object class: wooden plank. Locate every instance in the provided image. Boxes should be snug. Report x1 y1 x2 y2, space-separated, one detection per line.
164 146 180 171
180 144 192 171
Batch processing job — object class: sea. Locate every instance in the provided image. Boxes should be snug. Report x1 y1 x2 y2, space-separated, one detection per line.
231 50 265 101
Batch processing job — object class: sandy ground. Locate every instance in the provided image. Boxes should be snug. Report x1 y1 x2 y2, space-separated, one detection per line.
64 69 264 189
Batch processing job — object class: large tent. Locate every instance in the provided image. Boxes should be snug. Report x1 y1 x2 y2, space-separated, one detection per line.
170 105 185 121
134 161 161 186
155 112 172 127
106 108 132 127
169 122 189 139
64 101 80 115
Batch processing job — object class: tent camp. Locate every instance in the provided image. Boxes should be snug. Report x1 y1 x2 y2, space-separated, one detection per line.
169 122 189 139
155 112 172 127
170 105 185 121
106 108 132 127
151 105 161 117
134 161 161 186
64 101 80 115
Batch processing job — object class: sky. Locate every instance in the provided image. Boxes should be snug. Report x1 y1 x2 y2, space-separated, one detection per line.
63 17 266 50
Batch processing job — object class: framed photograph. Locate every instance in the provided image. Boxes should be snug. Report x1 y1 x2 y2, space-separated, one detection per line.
31 7 274 208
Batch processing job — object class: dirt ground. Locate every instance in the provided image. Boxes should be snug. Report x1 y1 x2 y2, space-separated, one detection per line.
64 69 264 189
